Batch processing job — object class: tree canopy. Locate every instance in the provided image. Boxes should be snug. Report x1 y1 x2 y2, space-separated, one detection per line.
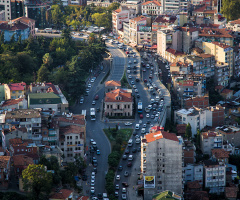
221 0 240 21
22 164 53 200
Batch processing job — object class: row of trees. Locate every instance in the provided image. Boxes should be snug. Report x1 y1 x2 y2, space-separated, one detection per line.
50 3 120 31
22 155 86 200
0 30 106 102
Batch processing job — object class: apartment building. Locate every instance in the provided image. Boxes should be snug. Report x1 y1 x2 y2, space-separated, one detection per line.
183 140 196 164
203 160 226 194
184 96 209 109
165 49 185 63
59 125 85 163
174 105 225 136
152 15 177 45
129 15 151 46
214 62 230 87
0 0 11 21
123 22 130 43
112 6 136 35
0 156 11 189
141 1 162 16
1 98 27 110
226 18 240 32
199 28 234 47
5 109 41 143
184 163 203 185
141 126 182 199
4 82 26 100
182 54 215 78
12 155 34 177
200 131 223 155
104 88 133 117
179 27 199 54
212 149 229 164
203 42 234 77
170 61 189 74
215 126 240 147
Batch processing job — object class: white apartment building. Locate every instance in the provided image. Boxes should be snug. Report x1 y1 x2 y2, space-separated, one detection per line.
200 131 223 155
60 125 85 163
0 0 11 20
203 160 226 194
141 126 182 199
226 19 240 32
112 6 136 35
174 105 225 136
5 109 42 143
184 163 203 185
141 1 162 16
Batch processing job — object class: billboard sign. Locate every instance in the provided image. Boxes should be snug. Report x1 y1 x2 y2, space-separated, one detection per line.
144 176 155 188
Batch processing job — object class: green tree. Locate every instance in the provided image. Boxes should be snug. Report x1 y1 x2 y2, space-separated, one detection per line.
22 164 53 200
221 0 240 20
196 129 201 148
42 53 53 68
108 151 120 168
185 123 192 140
91 13 110 28
37 64 50 82
51 5 63 29
107 2 120 12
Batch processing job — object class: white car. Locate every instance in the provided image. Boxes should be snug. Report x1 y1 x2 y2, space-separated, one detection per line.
88 84 91 88
91 187 95 194
92 101 96 105
135 124 140 130
128 60 132 64
133 85 136 89
146 114 150 118
122 194 127 200
135 89 138 93
134 60 137 63
116 175 120 180
139 120 142 124
91 179 95 186
125 122 132 126
122 188 127 193
128 75 132 79
91 79 95 83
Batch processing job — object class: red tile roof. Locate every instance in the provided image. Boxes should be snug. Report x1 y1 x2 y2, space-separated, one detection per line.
9 138 23 145
131 16 146 22
1 98 24 107
142 1 161 6
105 80 121 87
55 115 85 125
45 82 58 94
212 42 231 49
199 28 233 38
170 61 188 68
193 5 207 12
114 8 121 13
180 27 198 33
187 180 202 189
60 125 85 135
176 124 186 134
212 149 230 159
198 53 214 58
225 186 238 198
229 19 240 25
178 80 194 86
145 126 179 143
202 131 217 139
166 48 185 56
153 15 177 24
7 82 26 91
215 85 224 90
105 89 132 102
0 21 29 31
12 155 34 166
12 16 35 24
77 196 89 200
0 156 10 169
221 89 233 94
49 189 73 200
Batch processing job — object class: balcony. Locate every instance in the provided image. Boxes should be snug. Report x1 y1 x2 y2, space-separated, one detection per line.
32 134 42 140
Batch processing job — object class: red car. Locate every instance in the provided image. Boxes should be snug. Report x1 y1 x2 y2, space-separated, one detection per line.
126 51 129 54
144 79 147 83
139 114 143 119
95 95 99 100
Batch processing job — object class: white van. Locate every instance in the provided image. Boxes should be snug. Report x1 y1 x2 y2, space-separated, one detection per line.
128 139 133 147
128 155 133 161
149 86 153 92
156 96 160 101
136 138 141 144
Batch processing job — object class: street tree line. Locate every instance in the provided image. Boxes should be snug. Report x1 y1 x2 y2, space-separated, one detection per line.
50 2 120 30
0 30 106 102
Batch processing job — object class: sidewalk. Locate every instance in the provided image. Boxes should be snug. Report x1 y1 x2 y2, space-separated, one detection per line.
127 153 143 200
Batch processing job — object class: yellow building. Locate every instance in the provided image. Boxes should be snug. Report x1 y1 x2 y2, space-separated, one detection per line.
4 82 26 100
203 42 234 77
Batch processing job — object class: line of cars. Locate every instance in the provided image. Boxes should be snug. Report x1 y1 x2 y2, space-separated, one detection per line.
89 139 103 199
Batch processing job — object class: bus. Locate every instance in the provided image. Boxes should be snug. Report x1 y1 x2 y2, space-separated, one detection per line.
137 101 143 113
90 108 96 121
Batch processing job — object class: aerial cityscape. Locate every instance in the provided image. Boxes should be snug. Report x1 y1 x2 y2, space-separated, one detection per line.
0 0 240 199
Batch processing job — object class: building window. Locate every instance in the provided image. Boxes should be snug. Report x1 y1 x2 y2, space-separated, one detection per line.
76 136 78 139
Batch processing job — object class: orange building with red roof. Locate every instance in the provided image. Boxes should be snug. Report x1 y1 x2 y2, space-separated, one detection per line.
104 89 133 117
4 82 26 100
